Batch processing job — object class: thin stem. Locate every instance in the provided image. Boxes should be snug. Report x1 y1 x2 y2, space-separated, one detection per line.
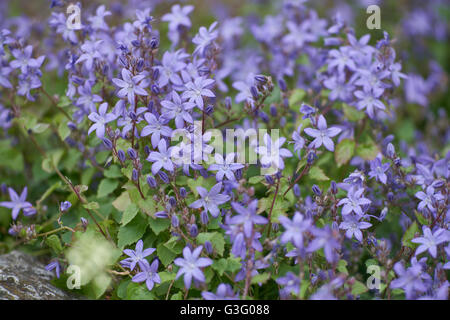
266 178 280 238
40 88 71 120
283 164 310 197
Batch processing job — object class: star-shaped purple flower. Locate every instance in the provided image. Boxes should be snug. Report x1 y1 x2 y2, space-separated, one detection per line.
131 259 161 291
208 153 244 181
0 186 33 220
189 182 231 218
412 226 449 258
88 102 118 138
121 239 156 271
304 115 341 151
112 68 148 106
174 245 212 289
182 77 215 110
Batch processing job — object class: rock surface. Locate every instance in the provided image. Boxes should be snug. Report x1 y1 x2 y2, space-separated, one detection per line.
0 250 79 300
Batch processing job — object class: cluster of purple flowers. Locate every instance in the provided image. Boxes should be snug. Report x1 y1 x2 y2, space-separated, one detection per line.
0 0 448 301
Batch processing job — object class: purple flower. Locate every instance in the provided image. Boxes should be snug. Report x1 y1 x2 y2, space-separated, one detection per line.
0 187 33 220
307 226 341 263
189 183 231 218
10 45 45 74
304 115 341 151
279 212 312 248
131 259 161 291
233 75 256 108
182 77 215 110
147 139 175 175
208 153 244 181
60 201 71 212
17 74 42 101
391 258 431 299
276 272 301 298
339 215 372 242
76 81 103 113
202 283 239 300
162 4 194 32
161 91 195 128
174 245 212 289
415 186 443 212
88 103 118 138
412 226 449 258
153 51 186 87
291 124 305 157
45 260 61 279
141 112 173 148
112 68 148 106
354 88 386 118
368 157 390 184
121 239 156 271
338 186 371 216
193 22 218 57
327 47 357 74
76 40 103 71
87 5 111 31
229 200 268 238
256 133 293 171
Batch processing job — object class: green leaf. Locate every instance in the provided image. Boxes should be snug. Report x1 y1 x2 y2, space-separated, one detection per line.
159 271 176 284
335 139 355 166
57 122 70 141
157 242 178 267
248 176 264 184
126 282 155 300
117 213 148 248
308 166 329 181
32 123 50 134
104 165 123 178
121 204 139 226
45 234 63 253
83 202 99 210
402 221 419 249
289 89 306 110
171 292 183 300
415 210 430 226
112 191 131 211
351 280 368 296
211 257 242 276
97 179 119 198
337 259 348 274
356 136 379 161
342 103 365 121
148 217 170 235
197 232 225 256
251 273 270 285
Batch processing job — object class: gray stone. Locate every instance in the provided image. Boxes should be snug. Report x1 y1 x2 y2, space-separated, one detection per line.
0 250 80 300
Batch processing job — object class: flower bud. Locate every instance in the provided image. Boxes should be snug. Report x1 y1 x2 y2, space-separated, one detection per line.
60 201 72 212
189 224 198 237
225 96 232 109
293 184 301 197
171 215 179 228
200 210 209 225
204 241 213 254
158 171 170 184
146 175 157 188
278 78 287 92
180 187 187 198
169 196 176 207
312 184 321 196
132 168 139 181
127 148 137 160
117 149 126 162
